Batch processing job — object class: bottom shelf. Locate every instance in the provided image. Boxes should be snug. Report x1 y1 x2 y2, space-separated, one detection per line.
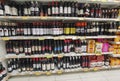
2 75 10 81
8 65 119 77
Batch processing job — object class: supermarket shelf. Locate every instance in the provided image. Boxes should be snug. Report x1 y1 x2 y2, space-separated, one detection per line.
0 36 117 40
5 52 113 59
1 75 10 81
8 66 111 77
0 57 5 62
111 54 120 57
109 41 120 44
0 16 119 21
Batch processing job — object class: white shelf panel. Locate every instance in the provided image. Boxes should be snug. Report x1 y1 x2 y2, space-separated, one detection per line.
5 52 113 59
111 54 120 57
109 41 120 44
0 36 117 40
0 16 119 21
0 57 5 62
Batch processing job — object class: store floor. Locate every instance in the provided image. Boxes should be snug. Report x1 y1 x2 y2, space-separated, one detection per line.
8 69 120 81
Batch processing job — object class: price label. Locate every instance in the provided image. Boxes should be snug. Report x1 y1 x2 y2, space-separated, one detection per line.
38 37 45 40
83 68 89 72
96 53 101 56
54 37 60 40
46 54 53 58
58 54 63 58
2 37 10 41
46 71 51 75
57 70 63 74
34 72 41 75
94 67 99 71
78 18 84 20
101 0 107 2
22 16 28 20
41 17 47 20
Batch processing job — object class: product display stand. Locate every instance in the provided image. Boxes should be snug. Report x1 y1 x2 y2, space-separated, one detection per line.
0 0 120 81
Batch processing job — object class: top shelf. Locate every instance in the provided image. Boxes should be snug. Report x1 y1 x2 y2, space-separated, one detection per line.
0 16 119 22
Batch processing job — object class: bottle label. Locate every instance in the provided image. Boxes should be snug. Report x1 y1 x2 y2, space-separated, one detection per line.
28 48 31 53
0 28 4 36
60 6 63 14
64 28 70 34
81 46 87 53
32 46 35 51
39 28 43 35
32 28 36 35
35 46 38 51
47 64 50 70
48 8 51 15
24 8 28 15
4 28 9 36
24 28 28 35
20 47 23 52
56 7 59 14
5 5 11 14
68 7 71 14
30 7 34 11
28 8 31 15
12 7 17 15
25 48 28 53
36 28 39 35
12 28 15 35
27 28 31 35
0 9 4 15
53 28 59 35
35 7 39 11
64 7 67 14
51 63 54 69
43 28 47 35
63 63 66 68
80 9 83 15
52 7 55 14
37 64 39 68
15 48 19 53
38 46 41 51
33 64 36 68
42 64 46 70
59 28 63 34
64 45 67 52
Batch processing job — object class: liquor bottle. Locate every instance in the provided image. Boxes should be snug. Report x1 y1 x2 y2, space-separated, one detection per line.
78 3 84 17
71 2 75 17
3 22 9 37
84 3 90 17
0 63 7 81
81 40 87 53
11 23 16 36
34 1 39 16
52 1 55 16
55 1 59 16
0 1 4 16
48 2 51 16
98 4 102 18
38 40 41 54
67 2 71 17
39 22 44 36
59 1 63 16
4 1 11 16
41 40 45 54
90 4 95 17
95 4 99 18
30 1 35 16
64 1 68 17
50 58 55 70
0 22 4 37
74 1 78 17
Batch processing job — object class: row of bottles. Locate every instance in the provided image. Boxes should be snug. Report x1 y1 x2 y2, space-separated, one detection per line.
0 62 7 81
6 39 110 55
0 1 119 18
0 21 119 37
7 55 110 73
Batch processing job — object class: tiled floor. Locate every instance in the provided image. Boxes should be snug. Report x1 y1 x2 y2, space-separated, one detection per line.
8 69 120 81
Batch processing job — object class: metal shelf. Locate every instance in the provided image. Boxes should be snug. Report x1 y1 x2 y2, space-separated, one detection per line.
0 36 117 41
7 66 111 77
5 52 113 59
0 16 119 22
